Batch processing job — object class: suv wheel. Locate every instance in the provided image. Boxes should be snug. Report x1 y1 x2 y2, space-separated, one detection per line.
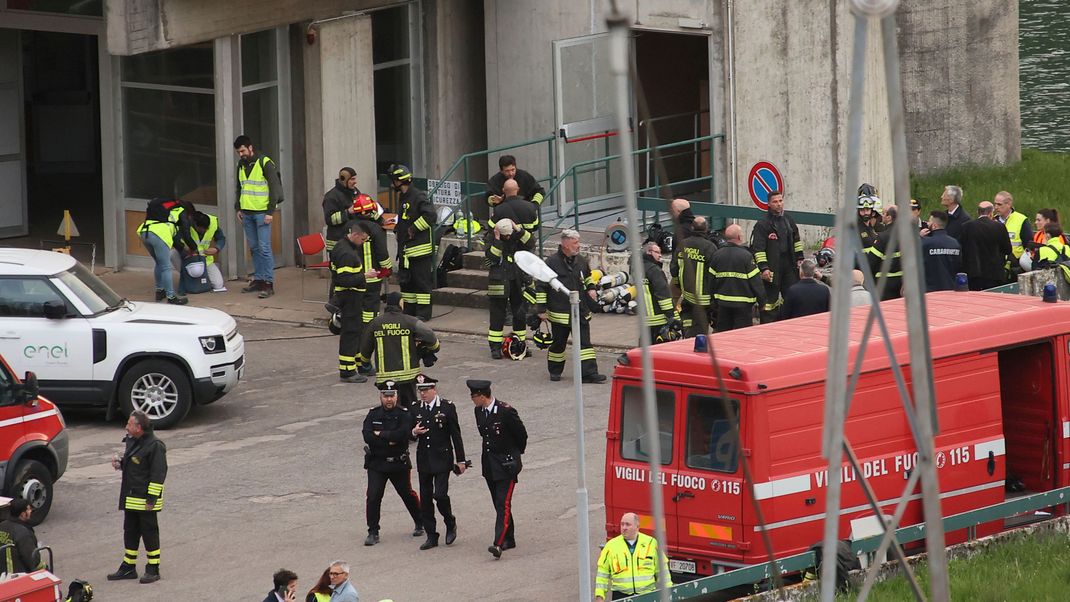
11 459 53 525
119 359 192 429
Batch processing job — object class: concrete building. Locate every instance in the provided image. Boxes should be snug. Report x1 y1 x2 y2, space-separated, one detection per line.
0 0 1020 274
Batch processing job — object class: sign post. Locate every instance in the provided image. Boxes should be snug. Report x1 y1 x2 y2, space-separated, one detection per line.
747 161 784 210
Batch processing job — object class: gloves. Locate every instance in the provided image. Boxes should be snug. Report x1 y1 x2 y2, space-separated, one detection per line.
422 352 438 368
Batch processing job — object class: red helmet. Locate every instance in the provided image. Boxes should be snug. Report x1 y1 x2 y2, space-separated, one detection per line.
353 194 377 214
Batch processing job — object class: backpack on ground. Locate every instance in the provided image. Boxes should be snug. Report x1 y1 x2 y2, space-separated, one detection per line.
436 244 466 288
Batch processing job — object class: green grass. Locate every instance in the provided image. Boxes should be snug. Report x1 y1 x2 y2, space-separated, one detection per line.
910 148 1070 220
825 530 1070 602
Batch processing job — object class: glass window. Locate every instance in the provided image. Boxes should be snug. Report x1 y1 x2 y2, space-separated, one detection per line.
372 6 410 64
0 359 12 405
121 87 216 200
122 44 214 89
0 278 68 318
685 394 739 473
242 87 279 161
619 386 674 464
241 29 277 86
5 0 102 16
56 262 122 315
374 65 412 173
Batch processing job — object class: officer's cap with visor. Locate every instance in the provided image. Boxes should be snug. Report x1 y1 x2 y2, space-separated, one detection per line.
415 374 438 389
466 379 492 397
376 380 399 396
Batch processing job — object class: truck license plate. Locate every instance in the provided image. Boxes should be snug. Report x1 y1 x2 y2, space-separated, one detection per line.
668 559 696 574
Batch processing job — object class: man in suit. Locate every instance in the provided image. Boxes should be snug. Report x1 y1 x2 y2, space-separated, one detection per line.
960 201 1013 290
782 260 831 319
468 379 528 559
940 185 971 241
410 374 468 550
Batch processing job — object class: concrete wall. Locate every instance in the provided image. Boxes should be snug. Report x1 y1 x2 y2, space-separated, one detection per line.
898 0 1021 174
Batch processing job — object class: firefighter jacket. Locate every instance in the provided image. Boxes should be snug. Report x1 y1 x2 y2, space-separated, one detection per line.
594 532 673 599
492 195 540 231
396 185 436 264
857 214 877 252
119 432 167 512
357 306 440 383
641 253 676 326
751 211 803 278
487 169 545 206
486 229 534 296
363 404 415 473
475 400 528 482
329 237 367 293
0 517 42 574
411 397 467 475
710 242 765 308
322 181 356 244
534 247 597 325
865 224 905 300
356 215 393 284
677 234 719 306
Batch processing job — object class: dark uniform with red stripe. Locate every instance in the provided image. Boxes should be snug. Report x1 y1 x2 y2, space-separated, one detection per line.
471 380 527 554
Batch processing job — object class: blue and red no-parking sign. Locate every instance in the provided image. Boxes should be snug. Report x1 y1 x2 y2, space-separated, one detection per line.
747 161 783 210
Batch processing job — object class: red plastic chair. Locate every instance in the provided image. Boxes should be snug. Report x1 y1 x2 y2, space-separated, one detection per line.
297 233 330 303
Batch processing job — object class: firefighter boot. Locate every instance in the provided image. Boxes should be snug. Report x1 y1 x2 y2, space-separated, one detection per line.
139 564 161 584
490 343 503 360
107 563 138 581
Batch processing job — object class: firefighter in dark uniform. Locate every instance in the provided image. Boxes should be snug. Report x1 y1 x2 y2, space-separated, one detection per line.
352 194 394 365
390 164 436 321
486 218 534 359
676 217 719 337
865 206 904 300
710 224 765 332
357 292 441 406
640 241 678 344
856 195 878 255
322 167 358 253
533 229 606 383
409 374 468 550
486 155 545 208
330 220 376 383
750 191 803 322
468 379 528 559
107 411 167 584
363 380 424 546
491 178 540 232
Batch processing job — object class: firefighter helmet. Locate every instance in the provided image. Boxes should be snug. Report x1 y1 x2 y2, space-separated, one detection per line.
532 322 553 350
184 258 206 278
328 312 342 335
656 319 684 344
353 193 377 214
815 246 835 268
857 183 878 198
387 164 413 183
502 334 528 361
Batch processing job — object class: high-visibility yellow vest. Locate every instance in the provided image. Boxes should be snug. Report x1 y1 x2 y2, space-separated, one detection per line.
1004 212 1027 259
190 214 219 265
238 157 272 211
594 533 672 599
138 221 176 248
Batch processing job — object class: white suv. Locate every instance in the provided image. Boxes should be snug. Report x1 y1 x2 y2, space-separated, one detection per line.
0 249 245 428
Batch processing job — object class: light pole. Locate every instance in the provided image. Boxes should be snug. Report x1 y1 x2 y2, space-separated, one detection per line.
515 250 592 602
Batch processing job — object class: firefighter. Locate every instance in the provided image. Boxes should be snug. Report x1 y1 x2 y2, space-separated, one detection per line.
486 218 534 359
594 512 672 601
486 154 546 209
468 379 528 559
362 380 424 547
639 241 677 344
107 411 167 584
322 167 359 253
331 220 378 383
390 164 436 322
357 292 441 406
750 190 803 322
409 374 467 550
856 195 878 253
710 224 764 332
353 194 394 368
676 217 718 337
866 205 905 300
491 178 540 232
534 229 606 384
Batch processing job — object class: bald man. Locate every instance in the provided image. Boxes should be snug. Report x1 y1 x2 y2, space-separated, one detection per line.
709 224 765 331
491 178 539 233
594 512 672 600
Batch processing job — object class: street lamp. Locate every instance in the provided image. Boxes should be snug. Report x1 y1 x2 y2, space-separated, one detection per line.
515 250 592 602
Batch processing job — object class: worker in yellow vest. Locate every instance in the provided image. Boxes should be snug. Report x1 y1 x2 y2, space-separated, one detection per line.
993 191 1032 264
137 198 192 305
594 512 672 601
191 211 227 292
234 134 284 299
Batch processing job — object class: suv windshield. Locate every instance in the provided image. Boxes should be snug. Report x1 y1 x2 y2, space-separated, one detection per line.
56 262 123 315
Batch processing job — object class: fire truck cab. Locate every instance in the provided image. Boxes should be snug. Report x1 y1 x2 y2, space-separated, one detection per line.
605 292 1070 579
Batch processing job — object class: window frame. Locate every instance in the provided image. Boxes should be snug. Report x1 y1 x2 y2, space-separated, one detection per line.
683 392 741 474
618 384 676 465
0 276 73 318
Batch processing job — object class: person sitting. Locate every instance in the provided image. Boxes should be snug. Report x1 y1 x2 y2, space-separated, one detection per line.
0 498 44 575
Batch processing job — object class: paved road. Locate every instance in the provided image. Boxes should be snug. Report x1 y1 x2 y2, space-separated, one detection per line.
38 318 617 600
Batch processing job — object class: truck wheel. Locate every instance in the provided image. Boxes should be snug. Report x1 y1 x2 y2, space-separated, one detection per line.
11 459 54 526
119 359 192 429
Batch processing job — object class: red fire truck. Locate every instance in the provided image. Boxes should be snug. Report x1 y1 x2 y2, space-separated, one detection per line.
605 291 1069 578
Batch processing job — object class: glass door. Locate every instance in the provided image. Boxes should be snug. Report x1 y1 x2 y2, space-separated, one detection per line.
0 29 28 238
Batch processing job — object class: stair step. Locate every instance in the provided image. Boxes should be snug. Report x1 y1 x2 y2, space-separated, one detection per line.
445 268 490 290
433 287 490 309
462 250 486 270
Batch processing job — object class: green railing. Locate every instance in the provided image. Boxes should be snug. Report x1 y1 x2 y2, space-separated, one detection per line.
623 485 1070 600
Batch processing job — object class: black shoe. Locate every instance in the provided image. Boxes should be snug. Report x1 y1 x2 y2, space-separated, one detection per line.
549 374 561 382
107 563 138 581
364 532 380 546
420 535 439 550
581 373 607 384
491 346 503 360
139 565 160 584
445 525 457 546
154 289 166 301
358 363 377 376
502 541 516 551
488 545 502 559
166 295 188 305
242 280 264 293
412 526 425 537
257 283 275 299
340 374 368 383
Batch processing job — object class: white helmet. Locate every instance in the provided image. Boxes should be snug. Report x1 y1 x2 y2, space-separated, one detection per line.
184 259 206 278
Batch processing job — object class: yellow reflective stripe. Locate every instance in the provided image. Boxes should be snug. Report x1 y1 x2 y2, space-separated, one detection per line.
379 367 420 381
489 246 503 257
534 292 548 304
518 230 532 243
793 241 803 252
715 271 756 279
580 348 597 360
487 330 504 342
147 482 164 496
715 293 757 303
547 351 566 362
401 337 411 373
657 298 673 311
403 243 433 257
238 157 271 211
335 266 363 273
414 216 430 231
531 192 544 204
875 271 903 278
376 338 385 369
754 251 767 262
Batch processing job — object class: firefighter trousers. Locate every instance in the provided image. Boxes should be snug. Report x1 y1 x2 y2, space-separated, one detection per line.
715 304 754 332
336 289 363 377
680 301 712 337
122 510 160 567
547 319 598 377
362 281 383 325
485 477 517 547
488 279 528 348
418 471 455 536
400 254 433 321
366 468 422 533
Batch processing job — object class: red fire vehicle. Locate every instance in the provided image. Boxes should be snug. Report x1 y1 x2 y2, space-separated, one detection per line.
0 355 68 525
605 291 1069 578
